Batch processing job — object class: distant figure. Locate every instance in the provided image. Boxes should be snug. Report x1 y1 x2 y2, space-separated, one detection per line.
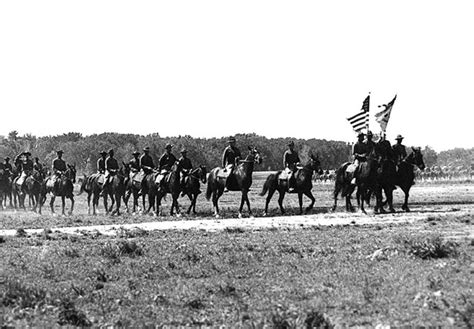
50 150 67 193
33 157 43 172
283 140 300 192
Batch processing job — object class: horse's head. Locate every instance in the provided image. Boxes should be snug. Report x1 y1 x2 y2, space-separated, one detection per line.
410 147 425 170
199 165 208 184
122 161 130 175
309 154 323 175
247 146 262 165
67 164 77 183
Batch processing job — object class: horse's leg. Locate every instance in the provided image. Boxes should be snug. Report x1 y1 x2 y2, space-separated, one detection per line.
278 190 286 214
298 192 303 215
264 186 276 216
155 194 161 216
187 194 193 214
61 196 66 215
359 186 367 214
244 190 252 217
68 196 74 215
332 183 341 212
114 192 121 216
50 195 56 215
172 194 180 217
238 191 246 218
92 193 99 216
402 187 410 212
212 191 220 218
103 195 109 215
304 190 315 213
87 193 92 215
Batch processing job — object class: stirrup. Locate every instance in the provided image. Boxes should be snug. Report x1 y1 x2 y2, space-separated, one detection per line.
350 178 356 185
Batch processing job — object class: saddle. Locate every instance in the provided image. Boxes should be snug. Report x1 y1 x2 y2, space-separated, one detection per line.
216 165 233 179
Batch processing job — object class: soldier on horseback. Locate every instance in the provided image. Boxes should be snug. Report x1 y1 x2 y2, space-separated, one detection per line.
128 151 141 175
138 146 155 196
102 149 119 194
4 157 13 175
50 150 67 193
16 151 34 188
222 136 241 192
345 132 370 185
393 134 407 165
157 143 177 192
33 157 44 172
283 141 300 192
177 148 194 195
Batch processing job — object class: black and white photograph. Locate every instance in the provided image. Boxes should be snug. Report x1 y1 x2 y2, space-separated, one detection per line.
1 1 473 327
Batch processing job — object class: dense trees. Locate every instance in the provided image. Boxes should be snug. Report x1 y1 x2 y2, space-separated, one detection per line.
0 131 471 174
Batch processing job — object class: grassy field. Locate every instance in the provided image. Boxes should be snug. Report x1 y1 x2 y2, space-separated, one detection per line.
1 172 473 230
1 174 473 327
1 220 473 327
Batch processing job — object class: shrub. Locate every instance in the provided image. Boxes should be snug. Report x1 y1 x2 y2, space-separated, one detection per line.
1 279 47 309
57 299 91 327
395 234 459 259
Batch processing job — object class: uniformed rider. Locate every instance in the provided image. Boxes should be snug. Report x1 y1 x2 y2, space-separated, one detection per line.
177 148 193 194
222 136 241 192
51 150 67 192
392 134 407 165
283 141 300 192
157 143 177 191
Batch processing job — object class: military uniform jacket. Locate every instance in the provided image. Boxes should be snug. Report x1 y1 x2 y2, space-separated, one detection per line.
129 158 140 171
393 144 407 163
177 157 193 173
222 146 241 167
140 154 155 169
364 140 376 155
352 141 367 157
159 153 177 171
283 150 300 170
21 159 34 172
106 157 119 171
53 158 67 172
97 158 106 173
377 140 395 161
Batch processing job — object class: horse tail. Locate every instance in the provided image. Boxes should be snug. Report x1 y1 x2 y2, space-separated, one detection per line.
77 175 87 195
259 173 277 196
205 170 214 201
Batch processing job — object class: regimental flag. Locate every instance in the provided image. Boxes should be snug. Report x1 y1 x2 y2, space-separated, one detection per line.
347 95 370 132
375 95 397 132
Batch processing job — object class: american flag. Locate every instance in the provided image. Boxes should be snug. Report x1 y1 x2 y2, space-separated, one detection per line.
347 95 370 132
375 95 397 132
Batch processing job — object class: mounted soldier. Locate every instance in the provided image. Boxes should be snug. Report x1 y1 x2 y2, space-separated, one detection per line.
128 151 141 179
393 134 407 165
49 150 67 193
33 157 44 172
346 132 369 185
222 136 241 192
157 143 177 192
138 146 155 196
364 130 376 154
376 133 395 161
16 151 34 188
4 157 13 176
102 149 119 194
283 140 301 192
177 148 193 195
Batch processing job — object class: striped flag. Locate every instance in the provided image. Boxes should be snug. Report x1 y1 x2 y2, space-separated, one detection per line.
347 95 370 132
375 95 397 132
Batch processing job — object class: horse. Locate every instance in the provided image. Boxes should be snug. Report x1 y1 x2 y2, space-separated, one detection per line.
181 165 207 215
260 154 323 215
78 173 104 215
23 168 47 212
206 146 262 218
0 167 13 210
332 150 382 214
12 170 31 211
102 168 126 216
39 164 76 216
122 164 143 214
382 147 425 212
144 163 181 216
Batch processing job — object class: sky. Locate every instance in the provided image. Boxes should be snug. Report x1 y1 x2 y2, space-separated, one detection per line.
1 1 473 152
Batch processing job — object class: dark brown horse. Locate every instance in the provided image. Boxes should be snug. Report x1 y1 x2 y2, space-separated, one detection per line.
78 173 104 215
181 165 207 215
24 168 47 212
102 168 126 216
332 150 382 214
0 167 12 210
206 146 262 218
144 163 181 216
122 164 143 214
260 155 323 215
39 164 76 215
382 147 425 212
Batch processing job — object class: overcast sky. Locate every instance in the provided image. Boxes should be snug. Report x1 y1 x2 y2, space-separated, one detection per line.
1 1 472 152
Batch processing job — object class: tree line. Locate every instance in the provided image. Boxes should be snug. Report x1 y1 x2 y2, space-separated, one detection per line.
0 131 472 174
